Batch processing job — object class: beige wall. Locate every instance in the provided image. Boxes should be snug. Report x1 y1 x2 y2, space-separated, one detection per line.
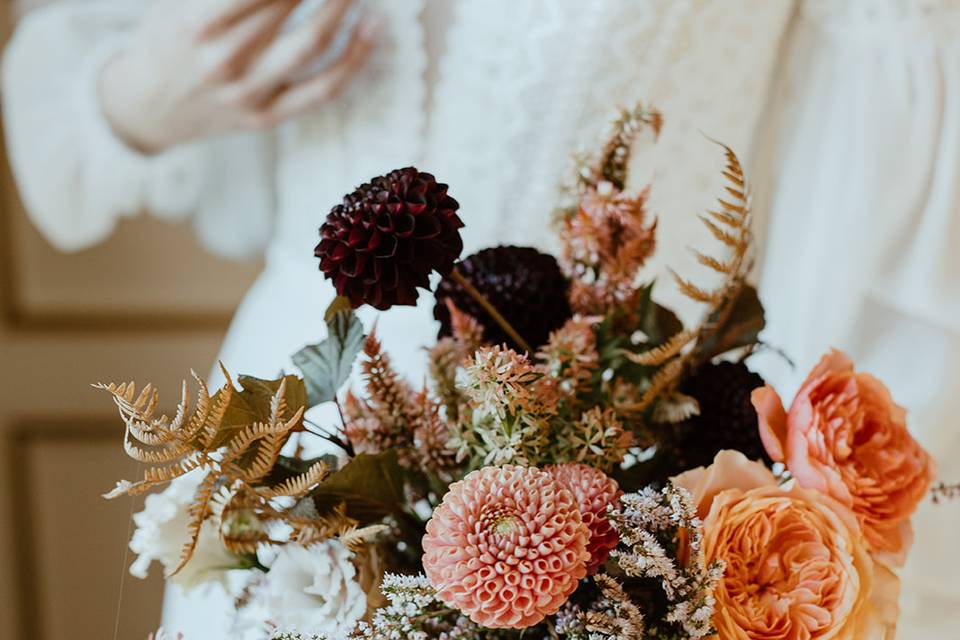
0 2 261 638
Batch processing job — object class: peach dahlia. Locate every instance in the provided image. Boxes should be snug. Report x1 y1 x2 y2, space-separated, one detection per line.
545 463 622 573
422 465 590 628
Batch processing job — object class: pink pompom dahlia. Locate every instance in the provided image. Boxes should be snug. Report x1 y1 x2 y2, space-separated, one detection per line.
422 465 590 628
545 463 622 573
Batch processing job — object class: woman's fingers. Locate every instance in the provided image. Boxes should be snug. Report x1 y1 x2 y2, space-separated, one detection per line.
205 1 298 81
237 0 357 99
252 14 378 126
197 0 285 40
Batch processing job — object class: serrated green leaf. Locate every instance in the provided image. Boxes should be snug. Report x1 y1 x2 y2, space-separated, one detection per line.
292 309 365 408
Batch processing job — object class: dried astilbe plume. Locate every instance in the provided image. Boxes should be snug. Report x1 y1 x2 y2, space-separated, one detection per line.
96 367 339 573
608 484 723 639
562 184 657 317
572 102 664 194
427 300 484 421
559 103 660 320
411 389 459 475
344 331 419 456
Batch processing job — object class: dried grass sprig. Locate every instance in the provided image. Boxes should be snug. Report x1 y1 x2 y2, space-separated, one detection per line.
931 481 960 504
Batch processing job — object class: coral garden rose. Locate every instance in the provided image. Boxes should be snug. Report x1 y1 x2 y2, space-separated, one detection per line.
675 451 900 640
752 350 936 564
422 465 590 628
545 463 622 573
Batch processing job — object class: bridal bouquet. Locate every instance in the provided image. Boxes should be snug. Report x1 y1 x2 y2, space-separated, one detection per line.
103 104 941 640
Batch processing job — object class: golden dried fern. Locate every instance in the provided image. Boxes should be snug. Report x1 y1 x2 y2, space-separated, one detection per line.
622 143 754 418
95 369 232 498
621 329 697 367
671 142 753 315
97 365 337 576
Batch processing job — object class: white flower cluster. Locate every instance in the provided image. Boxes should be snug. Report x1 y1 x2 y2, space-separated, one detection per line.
270 574 479 640
262 541 367 638
452 347 551 467
129 473 245 592
351 573 479 640
608 484 724 639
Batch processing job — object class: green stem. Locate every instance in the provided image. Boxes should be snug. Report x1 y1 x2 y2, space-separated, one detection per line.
450 268 533 354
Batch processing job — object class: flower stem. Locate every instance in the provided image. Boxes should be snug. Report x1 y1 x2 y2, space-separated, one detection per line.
450 268 533 353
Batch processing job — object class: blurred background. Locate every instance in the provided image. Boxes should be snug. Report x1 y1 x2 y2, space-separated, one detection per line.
0 3 258 637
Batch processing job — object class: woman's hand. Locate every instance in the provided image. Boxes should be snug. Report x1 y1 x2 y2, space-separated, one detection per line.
99 0 379 154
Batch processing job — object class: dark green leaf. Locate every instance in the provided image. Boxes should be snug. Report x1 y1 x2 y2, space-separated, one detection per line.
292 309 365 408
636 283 683 344
697 284 765 361
311 451 409 525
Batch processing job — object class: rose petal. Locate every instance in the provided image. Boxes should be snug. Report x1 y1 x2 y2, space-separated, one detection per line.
752 385 789 463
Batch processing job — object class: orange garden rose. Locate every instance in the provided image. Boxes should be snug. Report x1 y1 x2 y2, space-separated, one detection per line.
675 451 900 640
752 350 936 564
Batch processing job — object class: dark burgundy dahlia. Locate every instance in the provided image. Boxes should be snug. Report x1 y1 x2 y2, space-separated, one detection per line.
315 168 464 310
434 246 572 351
667 361 772 471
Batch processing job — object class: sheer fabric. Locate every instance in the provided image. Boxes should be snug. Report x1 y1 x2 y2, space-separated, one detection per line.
752 2 960 636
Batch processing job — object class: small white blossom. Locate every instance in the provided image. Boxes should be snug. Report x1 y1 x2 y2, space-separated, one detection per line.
608 483 723 639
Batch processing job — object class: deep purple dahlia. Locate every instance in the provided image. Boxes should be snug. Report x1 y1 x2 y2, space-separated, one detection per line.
316 168 464 310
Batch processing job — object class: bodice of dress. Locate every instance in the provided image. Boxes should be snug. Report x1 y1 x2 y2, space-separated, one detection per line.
263 0 795 324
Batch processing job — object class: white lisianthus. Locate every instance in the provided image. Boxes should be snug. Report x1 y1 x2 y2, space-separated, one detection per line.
129 473 246 592
263 541 367 637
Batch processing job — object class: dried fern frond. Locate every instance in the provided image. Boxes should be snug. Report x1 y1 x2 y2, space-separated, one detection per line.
260 460 330 500
619 357 685 416
99 365 315 574
96 370 231 498
672 143 753 318
622 329 697 367
335 523 390 553
172 470 217 575
633 142 754 415
651 392 701 424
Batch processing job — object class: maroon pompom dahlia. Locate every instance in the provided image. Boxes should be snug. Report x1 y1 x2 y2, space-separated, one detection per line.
315 168 464 310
